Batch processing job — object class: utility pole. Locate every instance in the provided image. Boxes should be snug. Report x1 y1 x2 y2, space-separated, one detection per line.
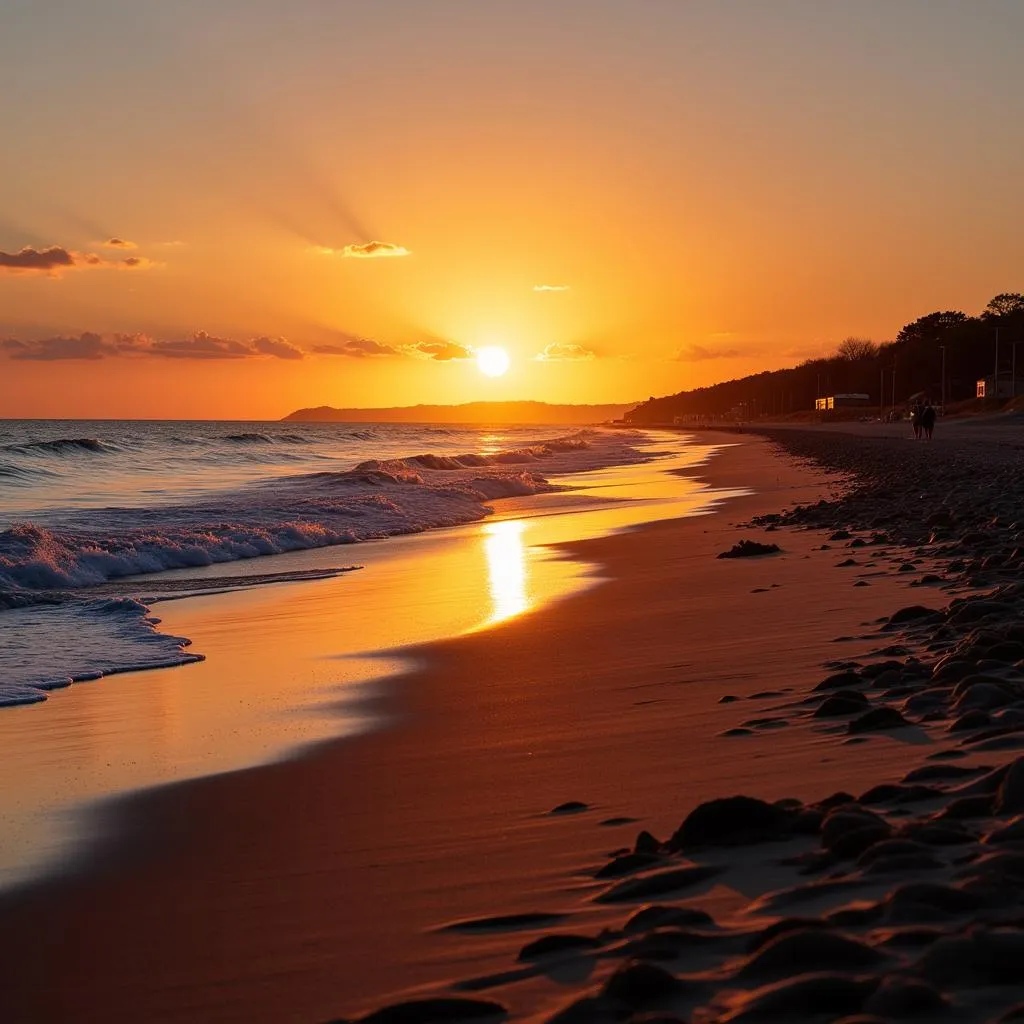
995 327 1000 396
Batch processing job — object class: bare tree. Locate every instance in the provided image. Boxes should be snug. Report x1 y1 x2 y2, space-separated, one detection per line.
836 337 878 361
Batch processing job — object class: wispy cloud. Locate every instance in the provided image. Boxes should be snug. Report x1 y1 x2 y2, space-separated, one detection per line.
535 342 595 362
0 245 157 276
533 284 570 293
409 340 473 361
671 343 742 362
3 331 305 361
312 337 400 358
314 240 411 259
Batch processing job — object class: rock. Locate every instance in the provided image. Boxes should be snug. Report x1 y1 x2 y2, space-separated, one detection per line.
634 830 662 855
848 706 911 733
720 974 877 1021
856 839 933 866
862 976 948 1018
814 692 871 717
984 816 1024 845
937 795 994 820
541 996 620 1024
595 864 725 903
667 796 796 851
719 694 739 703
885 882 986 916
995 756 1024 814
550 801 589 815
814 671 864 692
718 540 781 559
949 709 992 732
602 961 683 1005
517 934 602 960
358 998 508 1024
623 904 714 934
595 852 662 878
888 605 941 625
902 763 986 784
745 917 829 952
739 928 886 979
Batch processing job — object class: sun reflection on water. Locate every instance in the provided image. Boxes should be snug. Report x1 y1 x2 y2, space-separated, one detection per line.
482 519 529 623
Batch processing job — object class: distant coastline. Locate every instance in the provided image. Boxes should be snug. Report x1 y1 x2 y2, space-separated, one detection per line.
282 400 636 424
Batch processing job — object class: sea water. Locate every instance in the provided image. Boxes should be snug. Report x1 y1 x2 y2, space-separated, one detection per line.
0 421 657 705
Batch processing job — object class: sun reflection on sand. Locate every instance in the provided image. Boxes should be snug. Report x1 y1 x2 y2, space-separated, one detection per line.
482 519 529 623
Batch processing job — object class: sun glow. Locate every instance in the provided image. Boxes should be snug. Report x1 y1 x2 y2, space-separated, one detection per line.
476 346 510 377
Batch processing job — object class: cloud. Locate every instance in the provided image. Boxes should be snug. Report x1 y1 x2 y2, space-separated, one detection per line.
0 244 157 276
251 335 304 360
2 332 110 360
0 246 76 273
671 343 742 361
313 337 399 358
102 238 137 249
535 343 596 362
533 284 570 292
3 331 306 361
340 240 410 259
410 340 473 361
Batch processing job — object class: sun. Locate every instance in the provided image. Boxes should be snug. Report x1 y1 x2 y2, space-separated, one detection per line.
476 346 510 377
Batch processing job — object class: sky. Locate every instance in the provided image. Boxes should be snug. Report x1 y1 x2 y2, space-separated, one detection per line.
1 0 1023 419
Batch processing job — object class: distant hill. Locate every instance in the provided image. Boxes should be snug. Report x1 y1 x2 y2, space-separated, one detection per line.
283 401 635 424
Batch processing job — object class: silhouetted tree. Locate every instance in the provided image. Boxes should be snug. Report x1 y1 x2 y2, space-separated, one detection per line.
896 311 969 346
982 293 1024 319
836 337 878 361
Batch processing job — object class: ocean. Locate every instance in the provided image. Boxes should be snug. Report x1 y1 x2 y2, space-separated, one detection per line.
0 420 657 706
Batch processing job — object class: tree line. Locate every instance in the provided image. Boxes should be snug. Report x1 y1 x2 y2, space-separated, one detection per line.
627 293 1024 422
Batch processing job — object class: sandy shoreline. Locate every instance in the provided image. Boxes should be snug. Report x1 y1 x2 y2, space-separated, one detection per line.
1 427 1021 1022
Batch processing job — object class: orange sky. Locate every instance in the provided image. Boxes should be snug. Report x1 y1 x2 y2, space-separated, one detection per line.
1 1 1023 419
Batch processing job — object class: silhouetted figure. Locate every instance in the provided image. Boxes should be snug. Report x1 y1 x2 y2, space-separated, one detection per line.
922 403 936 441
911 403 923 440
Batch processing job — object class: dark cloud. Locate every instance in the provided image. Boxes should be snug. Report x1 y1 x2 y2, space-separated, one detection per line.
313 337 399 358
410 340 473 361
103 238 137 249
535 343 596 362
672 343 742 361
3 332 110 360
0 244 156 275
0 246 76 273
3 331 306 361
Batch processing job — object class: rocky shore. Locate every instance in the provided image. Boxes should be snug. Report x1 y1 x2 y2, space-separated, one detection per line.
348 426 1024 1024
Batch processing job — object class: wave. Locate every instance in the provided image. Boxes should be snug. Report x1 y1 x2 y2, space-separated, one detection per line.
223 432 310 445
3 437 116 456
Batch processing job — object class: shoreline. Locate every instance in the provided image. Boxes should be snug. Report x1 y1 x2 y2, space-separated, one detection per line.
3 426 1019 1021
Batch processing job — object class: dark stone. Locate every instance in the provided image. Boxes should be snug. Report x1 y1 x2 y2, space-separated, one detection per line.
358 998 508 1024
623 904 714 934
848 706 911 733
550 801 589 815
814 671 864 692
995 756 1024 814
718 540 781 559
668 795 795 851
517 933 602 960
863 976 949 1018
937 795 994 820
634 830 661 855
902 763 986 784
815 691 871 717
595 852 663 878
596 864 725 903
888 605 941 625
740 928 887 978
724 975 876 1021
602 961 682 1005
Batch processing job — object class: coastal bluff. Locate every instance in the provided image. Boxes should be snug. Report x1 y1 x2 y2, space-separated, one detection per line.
282 401 635 424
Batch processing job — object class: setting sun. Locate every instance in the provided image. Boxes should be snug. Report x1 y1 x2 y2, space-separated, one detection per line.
476 346 511 378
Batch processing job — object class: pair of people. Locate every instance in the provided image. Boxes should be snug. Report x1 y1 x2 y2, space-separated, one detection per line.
911 402 936 441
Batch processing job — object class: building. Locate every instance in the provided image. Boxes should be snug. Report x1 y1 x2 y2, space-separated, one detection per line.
976 376 1020 399
814 393 871 411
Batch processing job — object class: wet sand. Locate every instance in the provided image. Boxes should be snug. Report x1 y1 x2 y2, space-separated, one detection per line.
0 429 1000 1023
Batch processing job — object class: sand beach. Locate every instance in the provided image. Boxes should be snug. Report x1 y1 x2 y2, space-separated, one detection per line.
3 420 1023 1022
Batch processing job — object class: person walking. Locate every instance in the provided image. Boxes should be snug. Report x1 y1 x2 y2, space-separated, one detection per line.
922 402 936 441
